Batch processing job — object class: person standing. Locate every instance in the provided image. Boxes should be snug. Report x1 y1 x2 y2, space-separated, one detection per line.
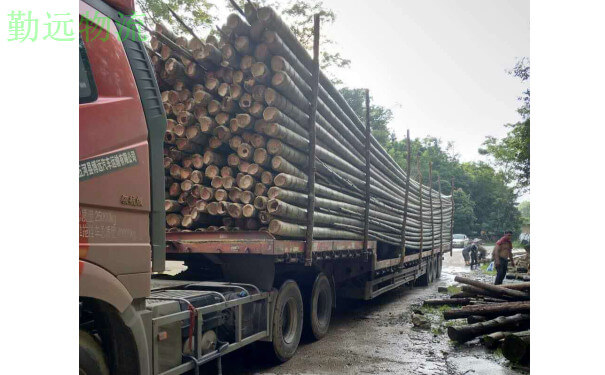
492 231 515 285
462 243 472 266
469 240 479 270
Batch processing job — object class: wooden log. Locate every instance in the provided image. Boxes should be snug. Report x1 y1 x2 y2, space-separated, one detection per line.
443 301 529 320
240 55 255 73
166 213 183 227
454 276 529 300
502 332 530 364
240 191 255 205
242 204 256 218
502 282 530 291
237 160 251 173
447 313 529 343
467 316 487 324
165 200 182 213
423 298 471 307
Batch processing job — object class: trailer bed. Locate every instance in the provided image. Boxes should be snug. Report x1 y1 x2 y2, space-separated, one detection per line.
166 231 450 272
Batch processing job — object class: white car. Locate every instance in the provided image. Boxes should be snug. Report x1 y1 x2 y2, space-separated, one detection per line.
452 234 469 248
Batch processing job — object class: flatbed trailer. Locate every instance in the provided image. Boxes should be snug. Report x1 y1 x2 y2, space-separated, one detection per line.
165 231 448 300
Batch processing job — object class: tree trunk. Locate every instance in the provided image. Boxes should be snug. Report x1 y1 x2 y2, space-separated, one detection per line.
455 276 529 300
443 301 529 320
480 330 529 350
447 313 529 343
423 298 471 306
502 331 530 364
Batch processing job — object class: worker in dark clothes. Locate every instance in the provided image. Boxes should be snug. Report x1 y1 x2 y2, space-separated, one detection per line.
492 231 515 285
469 240 479 270
462 244 472 266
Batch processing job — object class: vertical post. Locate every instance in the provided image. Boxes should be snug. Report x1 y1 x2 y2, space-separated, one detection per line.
416 155 423 274
450 177 455 256
437 175 444 256
429 162 435 259
399 130 411 266
362 89 372 260
304 14 321 266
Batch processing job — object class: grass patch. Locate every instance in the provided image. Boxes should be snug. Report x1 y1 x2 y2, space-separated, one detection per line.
480 262 497 276
443 319 466 328
447 285 462 295
420 304 454 315
493 347 504 358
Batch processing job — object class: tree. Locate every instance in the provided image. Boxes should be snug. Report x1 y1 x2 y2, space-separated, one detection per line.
338 87 394 147
452 189 476 234
518 200 529 225
135 0 216 34
480 58 530 192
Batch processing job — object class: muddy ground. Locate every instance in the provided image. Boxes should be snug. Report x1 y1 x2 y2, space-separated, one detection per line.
208 247 529 375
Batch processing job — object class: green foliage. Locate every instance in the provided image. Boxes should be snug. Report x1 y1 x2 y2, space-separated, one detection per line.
480 58 530 192
338 88 394 147
480 262 497 276
518 200 529 224
371 134 522 237
446 285 462 295
135 0 216 34
452 189 476 235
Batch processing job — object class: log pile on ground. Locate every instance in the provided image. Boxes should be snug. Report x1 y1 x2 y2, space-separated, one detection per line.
424 276 530 366
149 3 454 248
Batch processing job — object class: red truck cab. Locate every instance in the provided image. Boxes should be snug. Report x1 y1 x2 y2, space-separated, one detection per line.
79 0 165 373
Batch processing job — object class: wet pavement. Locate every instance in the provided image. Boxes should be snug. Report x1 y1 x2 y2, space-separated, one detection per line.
216 248 528 375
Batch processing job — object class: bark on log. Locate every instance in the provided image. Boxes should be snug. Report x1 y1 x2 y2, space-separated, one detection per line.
454 276 529 300
443 301 530 320
423 298 471 306
502 332 530 364
447 314 529 343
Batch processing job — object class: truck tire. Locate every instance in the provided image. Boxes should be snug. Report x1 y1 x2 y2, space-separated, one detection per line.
432 257 438 281
427 258 434 284
304 273 332 340
79 330 110 375
271 280 303 362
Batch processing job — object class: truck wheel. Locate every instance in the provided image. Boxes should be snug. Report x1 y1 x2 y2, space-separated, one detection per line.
304 273 332 340
271 280 303 362
432 258 438 281
79 330 109 375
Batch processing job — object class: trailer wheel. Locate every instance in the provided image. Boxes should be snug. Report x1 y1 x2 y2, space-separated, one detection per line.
271 280 303 362
79 330 109 375
432 257 438 281
427 258 434 284
304 273 332 340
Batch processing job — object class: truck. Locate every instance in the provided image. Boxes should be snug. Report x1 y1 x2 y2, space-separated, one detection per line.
79 1 453 374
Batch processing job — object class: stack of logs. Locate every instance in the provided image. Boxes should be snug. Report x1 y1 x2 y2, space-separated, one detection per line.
149 3 454 248
424 276 530 365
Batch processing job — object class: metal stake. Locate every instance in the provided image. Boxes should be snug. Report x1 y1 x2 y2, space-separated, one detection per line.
304 14 321 266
